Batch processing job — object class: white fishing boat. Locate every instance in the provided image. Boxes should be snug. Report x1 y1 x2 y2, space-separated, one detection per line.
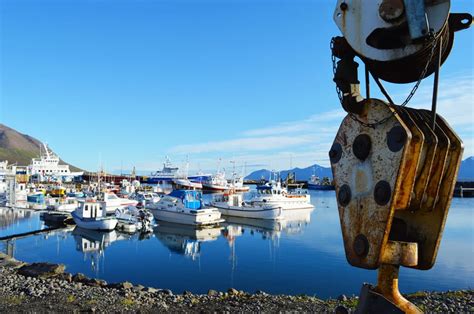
28 142 83 182
211 192 282 220
130 191 161 208
47 197 79 212
202 171 229 192
172 160 203 190
228 175 250 192
71 200 118 231
173 178 203 190
150 190 223 226
227 160 249 192
99 192 138 213
250 181 313 210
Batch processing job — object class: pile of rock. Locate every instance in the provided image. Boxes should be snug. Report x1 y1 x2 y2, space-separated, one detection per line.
1 253 473 312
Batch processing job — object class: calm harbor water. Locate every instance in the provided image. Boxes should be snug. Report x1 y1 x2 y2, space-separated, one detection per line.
1 191 473 299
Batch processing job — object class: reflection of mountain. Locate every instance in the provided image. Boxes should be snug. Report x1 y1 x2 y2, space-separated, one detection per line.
0 207 33 229
154 222 221 260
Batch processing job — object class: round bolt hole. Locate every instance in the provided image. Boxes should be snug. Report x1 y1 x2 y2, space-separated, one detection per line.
387 126 406 152
329 142 343 164
374 181 392 206
338 184 351 207
353 234 369 257
352 134 372 161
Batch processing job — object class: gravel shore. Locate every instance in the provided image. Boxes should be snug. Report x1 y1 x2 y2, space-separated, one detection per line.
1 253 472 313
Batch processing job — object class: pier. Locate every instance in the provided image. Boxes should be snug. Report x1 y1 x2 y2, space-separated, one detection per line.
0 227 63 242
453 181 474 198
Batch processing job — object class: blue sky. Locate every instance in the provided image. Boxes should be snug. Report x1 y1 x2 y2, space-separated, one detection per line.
1 0 472 174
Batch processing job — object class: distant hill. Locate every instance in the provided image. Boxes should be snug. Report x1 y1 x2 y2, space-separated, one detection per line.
246 164 332 181
0 123 82 171
458 156 474 181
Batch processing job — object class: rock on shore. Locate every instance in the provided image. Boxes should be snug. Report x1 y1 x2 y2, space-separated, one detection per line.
1 253 473 313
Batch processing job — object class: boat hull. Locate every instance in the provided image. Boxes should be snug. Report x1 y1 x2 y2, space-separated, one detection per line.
173 179 203 190
104 201 139 214
151 209 223 226
71 212 118 231
250 197 314 210
202 184 228 192
307 184 335 191
231 186 250 192
212 202 282 220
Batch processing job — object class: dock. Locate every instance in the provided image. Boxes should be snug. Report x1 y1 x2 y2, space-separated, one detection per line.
0 227 63 242
453 181 474 198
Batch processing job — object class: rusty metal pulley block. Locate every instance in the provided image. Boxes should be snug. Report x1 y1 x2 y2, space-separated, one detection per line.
333 0 472 84
329 99 463 271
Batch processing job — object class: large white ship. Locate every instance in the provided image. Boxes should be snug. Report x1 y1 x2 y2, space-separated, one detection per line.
28 143 83 181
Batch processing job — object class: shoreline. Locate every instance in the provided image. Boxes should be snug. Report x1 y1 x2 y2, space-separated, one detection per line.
1 253 472 313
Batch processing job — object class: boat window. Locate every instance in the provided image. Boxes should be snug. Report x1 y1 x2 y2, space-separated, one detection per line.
84 205 88 211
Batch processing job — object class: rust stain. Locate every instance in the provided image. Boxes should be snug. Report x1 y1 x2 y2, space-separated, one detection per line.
374 265 423 313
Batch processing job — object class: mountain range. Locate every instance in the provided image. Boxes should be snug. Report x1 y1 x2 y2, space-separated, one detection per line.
246 157 474 182
0 123 472 180
0 124 82 171
245 164 333 181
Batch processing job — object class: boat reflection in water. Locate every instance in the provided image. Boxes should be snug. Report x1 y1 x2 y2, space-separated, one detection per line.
72 227 153 273
153 222 222 260
223 207 314 240
0 207 35 230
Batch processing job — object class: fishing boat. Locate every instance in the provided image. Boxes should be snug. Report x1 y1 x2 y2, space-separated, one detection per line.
307 175 335 191
27 193 47 210
173 178 203 190
150 190 223 226
172 161 203 190
188 171 212 184
211 192 282 220
202 171 229 192
28 142 83 182
48 186 66 197
228 174 250 193
146 157 179 184
71 200 118 231
48 197 80 212
250 181 313 210
130 191 161 208
99 192 138 214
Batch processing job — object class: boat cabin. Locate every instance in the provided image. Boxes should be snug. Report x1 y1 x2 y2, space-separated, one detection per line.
257 185 284 195
215 192 243 206
169 190 203 209
76 200 107 219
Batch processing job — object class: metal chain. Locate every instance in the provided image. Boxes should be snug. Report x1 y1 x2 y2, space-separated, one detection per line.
331 33 439 128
